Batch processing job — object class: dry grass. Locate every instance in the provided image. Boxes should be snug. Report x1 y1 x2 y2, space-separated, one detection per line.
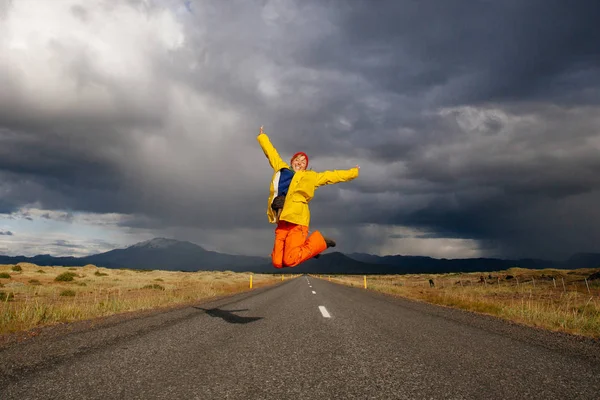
0 263 291 334
319 268 600 339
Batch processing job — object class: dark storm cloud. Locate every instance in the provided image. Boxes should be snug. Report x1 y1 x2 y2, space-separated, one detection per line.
0 230 13 236
41 212 74 223
307 0 600 106
0 197 18 214
1 0 599 259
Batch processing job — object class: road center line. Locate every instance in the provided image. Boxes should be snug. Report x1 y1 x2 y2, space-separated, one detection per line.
318 306 331 318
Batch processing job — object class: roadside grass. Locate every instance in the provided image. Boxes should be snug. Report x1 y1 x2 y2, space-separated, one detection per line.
321 268 600 339
0 263 291 334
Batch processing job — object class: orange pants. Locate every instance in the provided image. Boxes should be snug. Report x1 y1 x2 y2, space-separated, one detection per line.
271 221 328 268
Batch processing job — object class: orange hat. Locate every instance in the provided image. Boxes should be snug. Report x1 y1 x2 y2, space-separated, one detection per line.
291 152 308 167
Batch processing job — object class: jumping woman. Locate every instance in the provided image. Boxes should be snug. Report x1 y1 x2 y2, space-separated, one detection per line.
257 126 360 268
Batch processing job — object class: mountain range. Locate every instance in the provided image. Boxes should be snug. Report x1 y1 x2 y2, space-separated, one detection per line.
1 238 600 274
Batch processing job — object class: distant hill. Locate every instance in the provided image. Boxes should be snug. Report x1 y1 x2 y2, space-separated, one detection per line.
0 254 80 268
1 238 599 274
271 252 389 275
346 253 561 273
0 238 269 272
563 253 600 270
82 238 268 272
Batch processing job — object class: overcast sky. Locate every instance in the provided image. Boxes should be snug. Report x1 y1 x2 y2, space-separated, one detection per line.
1 0 600 260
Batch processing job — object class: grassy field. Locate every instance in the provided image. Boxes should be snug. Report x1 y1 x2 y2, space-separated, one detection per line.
320 268 600 339
0 263 289 335
4 262 599 339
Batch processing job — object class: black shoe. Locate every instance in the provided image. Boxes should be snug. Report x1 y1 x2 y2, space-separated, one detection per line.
323 237 336 248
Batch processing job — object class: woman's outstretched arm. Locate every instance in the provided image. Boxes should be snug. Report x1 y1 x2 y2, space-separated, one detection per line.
315 165 360 187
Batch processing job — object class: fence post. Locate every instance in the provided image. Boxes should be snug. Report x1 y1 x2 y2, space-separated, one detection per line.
561 277 566 292
516 277 519 286
532 277 535 288
364 275 367 289
553 278 556 288
250 275 253 289
585 278 591 295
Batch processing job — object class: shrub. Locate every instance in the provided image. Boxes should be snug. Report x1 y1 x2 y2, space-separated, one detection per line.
76 282 87 287
94 271 108 276
0 291 15 301
142 284 165 290
0 272 11 279
36 269 46 273
154 278 164 282
28 279 42 286
60 289 76 297
68 267 77 270
55 272 77 282
11 265 22 272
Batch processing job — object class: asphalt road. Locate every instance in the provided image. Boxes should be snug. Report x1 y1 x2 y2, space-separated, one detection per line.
1 275 599 399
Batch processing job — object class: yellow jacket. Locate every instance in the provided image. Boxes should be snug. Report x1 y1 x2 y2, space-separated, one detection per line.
257 133 359 227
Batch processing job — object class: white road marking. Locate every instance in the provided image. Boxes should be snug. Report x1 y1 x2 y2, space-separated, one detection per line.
312 291 316 294
318 306 331 318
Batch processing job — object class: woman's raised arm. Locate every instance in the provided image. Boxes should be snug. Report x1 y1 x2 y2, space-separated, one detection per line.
257 126 288 171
